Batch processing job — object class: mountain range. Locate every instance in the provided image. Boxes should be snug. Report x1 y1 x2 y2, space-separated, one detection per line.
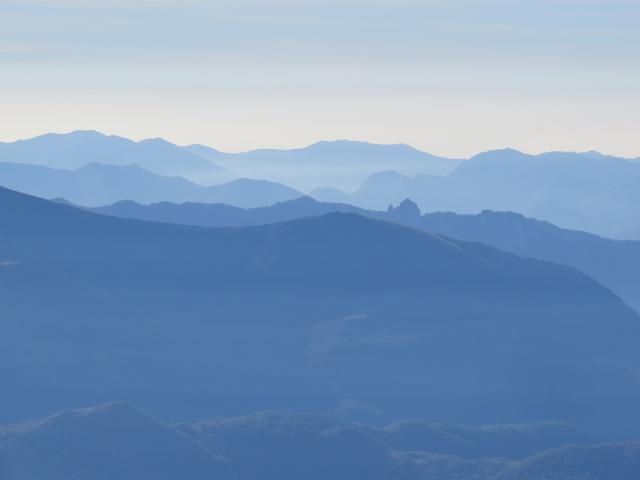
4 131 640 478
2 186 640 440
4 132 640 238
320 149 640 238
0 131 460 191
1 402 638 480
187 139 460 191
80 196 640 313
0 162 302 207
0 130 233 184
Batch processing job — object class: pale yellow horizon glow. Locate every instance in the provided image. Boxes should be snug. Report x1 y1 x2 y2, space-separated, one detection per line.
2 0 639 159
2 93 639 159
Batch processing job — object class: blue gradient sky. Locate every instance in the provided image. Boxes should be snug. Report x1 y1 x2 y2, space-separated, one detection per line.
1 0 639 156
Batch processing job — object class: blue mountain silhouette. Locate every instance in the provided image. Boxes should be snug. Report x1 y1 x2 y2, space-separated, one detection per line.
0 161 302 207
0 130 233 183
2 186 640 439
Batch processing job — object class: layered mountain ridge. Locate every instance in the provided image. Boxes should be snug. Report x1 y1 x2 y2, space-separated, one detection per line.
1 186 640 440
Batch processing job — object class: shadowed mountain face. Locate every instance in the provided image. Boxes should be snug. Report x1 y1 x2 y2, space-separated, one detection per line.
0 130 234 183
394 443 640 480
0 162 302 207
178 412 398 480
339 149 640 238
420 210 640 313
187 139 460 191
1 404 637 480
496 443 640 480
2 186 640 439
368 420 595 460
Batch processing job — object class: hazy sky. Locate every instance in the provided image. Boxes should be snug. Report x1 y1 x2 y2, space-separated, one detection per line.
1 0 639 157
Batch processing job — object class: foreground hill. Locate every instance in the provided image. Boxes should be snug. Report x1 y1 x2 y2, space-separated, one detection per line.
0 162 302 207
1 186 640 439
1 403 637 480
0 130 234 183
0 404 231 479
394 443 640 480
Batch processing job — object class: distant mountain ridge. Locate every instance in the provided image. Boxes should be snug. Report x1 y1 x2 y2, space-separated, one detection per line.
4 131 640 236
0 130 234 184
0 131 461 191
185 139 461 191
335 148 640 238
0 161 303 207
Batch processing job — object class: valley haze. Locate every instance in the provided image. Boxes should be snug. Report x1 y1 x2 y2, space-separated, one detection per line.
3 0 640 478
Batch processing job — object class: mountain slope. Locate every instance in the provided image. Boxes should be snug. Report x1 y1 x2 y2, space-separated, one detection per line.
497 443 640 480
81 197 640 312
370 420 595 460
178 412 397 480
0 404 232 479
0 162 302 207
395 443 640 480
420 210 640 312
1 186 640 439
0 259 173 421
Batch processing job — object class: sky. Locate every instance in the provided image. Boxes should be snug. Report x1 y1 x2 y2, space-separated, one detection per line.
1 0 639 157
